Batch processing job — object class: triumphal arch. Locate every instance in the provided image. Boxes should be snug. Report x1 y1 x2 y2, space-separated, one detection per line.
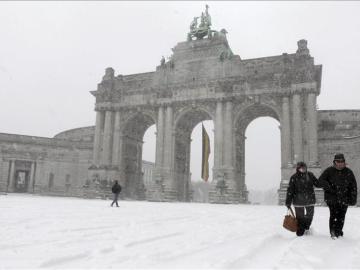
88 7 359 204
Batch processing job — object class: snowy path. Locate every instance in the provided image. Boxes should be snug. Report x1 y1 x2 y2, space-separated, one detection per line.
1 194 360 269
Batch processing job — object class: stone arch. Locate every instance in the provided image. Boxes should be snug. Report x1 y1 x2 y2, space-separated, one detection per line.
121 111 156 199
122 109 157 131
174 104 215 131
233 102 281 129
233 103 281 200
173 106 214 201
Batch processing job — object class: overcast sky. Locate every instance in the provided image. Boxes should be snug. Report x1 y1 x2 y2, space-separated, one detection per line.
1 2 360 191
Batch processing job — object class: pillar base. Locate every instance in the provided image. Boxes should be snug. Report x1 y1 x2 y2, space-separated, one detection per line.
209 179 247 204
145 171 178 202
0 182 7 193
135 179 146 201
146 185 178 202
209 168 247 204
209 187 245 204
146 170 164 201
163 188 178 202
277 186 287 205
34 184 43 194
85 166 120 199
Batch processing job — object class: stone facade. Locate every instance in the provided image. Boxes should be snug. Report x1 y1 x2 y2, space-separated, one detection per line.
0 129 93 196
88 30 340 204
0 128 155 199
318 111 360 179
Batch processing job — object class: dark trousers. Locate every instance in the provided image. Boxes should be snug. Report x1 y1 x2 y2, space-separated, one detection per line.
328 203 348 236
111 193 119 207
295 206 314 236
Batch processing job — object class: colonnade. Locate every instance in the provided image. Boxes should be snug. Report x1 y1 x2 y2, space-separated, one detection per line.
91 88 319 203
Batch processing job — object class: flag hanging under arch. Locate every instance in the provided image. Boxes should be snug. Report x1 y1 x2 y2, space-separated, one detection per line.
201 123 211 182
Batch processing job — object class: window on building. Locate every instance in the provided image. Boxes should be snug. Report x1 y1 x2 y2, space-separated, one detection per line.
65 174 71 192
48 173 54 191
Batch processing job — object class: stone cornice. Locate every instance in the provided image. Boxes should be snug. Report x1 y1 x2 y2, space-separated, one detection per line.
94 84 320 110
92 68 321 102
290 82 318 95
0 133 93 150
95 90 299 111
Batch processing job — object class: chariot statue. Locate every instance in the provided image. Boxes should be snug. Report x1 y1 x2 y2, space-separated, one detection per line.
187 5 213 41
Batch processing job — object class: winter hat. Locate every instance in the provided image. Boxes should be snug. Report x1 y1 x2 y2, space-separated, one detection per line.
333 153 345 162
296 161 307 169
296 161 307 172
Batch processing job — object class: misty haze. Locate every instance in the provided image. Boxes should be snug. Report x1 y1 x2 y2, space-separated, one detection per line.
1 2 360 268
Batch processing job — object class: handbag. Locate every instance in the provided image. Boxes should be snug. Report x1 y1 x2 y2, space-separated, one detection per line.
283 207 298 232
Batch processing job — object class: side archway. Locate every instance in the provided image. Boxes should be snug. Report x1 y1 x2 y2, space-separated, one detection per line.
121 112 156 199
233 103 281 202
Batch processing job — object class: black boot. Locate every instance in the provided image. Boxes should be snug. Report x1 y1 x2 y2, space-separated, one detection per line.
296 227 305 236
335 230 343 237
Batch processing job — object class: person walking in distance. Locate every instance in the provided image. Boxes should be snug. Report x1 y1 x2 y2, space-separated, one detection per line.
111 180 122 207
318 153 357 238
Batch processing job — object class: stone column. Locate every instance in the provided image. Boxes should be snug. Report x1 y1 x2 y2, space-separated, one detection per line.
279 96 295 203
155 106 165 168
281 96 292 167
146 105 167 201
163 105 173 170
118 134 125 182
209 100 241 204
101 110 113 166
307 93 318 165
239 133 248 202
162 105 177 200
239 133 246 186
7 160 15 192
185 137 191 201
136 141 145 200
28 162 35 193
112 111 121 166
234 131 246 192
224 101 234 168
34 160 44 193
292 93 303 163
214 101 223 171
93 110 104 166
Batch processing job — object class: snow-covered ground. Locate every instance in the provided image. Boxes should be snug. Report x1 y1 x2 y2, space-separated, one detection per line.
1 194 360 269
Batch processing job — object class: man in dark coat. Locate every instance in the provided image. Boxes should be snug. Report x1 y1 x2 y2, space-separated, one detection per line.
318 153 357 238
111 180 122 207
286 161 320 236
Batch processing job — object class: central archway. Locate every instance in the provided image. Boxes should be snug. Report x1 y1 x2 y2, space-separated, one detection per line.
173 107 214 201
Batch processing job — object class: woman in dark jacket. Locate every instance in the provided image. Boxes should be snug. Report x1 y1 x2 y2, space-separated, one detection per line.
285 162 320 236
